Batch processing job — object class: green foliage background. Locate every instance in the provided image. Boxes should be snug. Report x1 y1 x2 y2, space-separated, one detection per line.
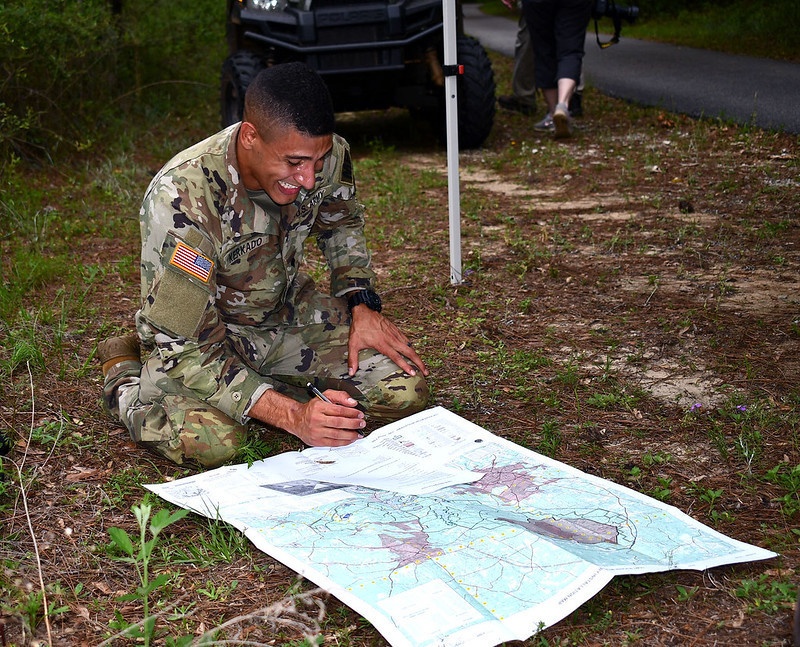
625 0 800 61
0 0 226 160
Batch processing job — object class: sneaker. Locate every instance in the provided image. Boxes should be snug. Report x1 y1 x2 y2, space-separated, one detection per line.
533 113 554 132
498 95 537 116
553 102 572 139
97 333 141 376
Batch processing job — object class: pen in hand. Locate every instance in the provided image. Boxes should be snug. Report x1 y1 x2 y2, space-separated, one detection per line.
306 382 366 448
306 381 339 459
306 382 332 403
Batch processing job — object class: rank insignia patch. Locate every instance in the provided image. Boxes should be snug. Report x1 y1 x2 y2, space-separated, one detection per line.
170 240 214 283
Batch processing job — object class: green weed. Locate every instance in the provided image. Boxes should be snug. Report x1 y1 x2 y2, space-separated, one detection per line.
675 584 699 603
0 588 70 642
649 476 673 502
237 431 287 465
764 463 800 517
475 341 551 385
105 467 155 506
586 391 635 410
538 419 561 457
723 402 766 471
707 425 729 461
107 501 189 646
197 579 239 602
170 517 250 566
552 360 580 387
734 574 796 614
687 481 725 521
642 451 672 467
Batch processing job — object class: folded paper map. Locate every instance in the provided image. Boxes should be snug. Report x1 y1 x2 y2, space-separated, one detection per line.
147 407 776 647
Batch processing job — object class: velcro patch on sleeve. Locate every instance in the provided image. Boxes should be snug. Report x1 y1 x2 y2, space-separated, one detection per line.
339 149 354 187
170 240 214 283
145 270 210 340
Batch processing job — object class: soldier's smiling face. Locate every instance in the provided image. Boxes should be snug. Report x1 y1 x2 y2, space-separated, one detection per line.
238 122 333 205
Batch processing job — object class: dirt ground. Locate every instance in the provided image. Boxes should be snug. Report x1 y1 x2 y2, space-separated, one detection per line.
2 59 800 646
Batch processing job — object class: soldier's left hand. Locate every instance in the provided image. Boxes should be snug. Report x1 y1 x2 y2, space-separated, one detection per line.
347 306 429 378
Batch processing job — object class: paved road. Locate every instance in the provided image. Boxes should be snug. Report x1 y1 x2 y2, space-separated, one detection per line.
462 4 800 135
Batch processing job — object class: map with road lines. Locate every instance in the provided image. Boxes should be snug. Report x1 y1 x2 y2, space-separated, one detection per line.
147 407 776 647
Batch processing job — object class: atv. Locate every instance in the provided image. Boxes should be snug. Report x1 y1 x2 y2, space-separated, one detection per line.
222 0 496 149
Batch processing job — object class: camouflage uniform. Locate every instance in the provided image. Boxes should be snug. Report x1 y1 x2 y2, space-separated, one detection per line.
104 124 428 468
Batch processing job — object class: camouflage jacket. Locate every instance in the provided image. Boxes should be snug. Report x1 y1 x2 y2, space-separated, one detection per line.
135 124 375 423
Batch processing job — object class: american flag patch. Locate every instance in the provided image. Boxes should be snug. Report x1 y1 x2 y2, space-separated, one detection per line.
169 241 214 283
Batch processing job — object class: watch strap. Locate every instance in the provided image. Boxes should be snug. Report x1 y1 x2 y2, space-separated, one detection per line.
347 289 382 313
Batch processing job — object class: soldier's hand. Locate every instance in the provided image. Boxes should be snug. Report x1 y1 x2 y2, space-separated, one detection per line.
347 306 429 377
250 388 365 447
293 390 366 446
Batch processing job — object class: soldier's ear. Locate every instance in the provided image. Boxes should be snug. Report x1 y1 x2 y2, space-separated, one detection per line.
239 121 259 149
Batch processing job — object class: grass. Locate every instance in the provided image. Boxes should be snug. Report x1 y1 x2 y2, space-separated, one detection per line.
626 2 800 62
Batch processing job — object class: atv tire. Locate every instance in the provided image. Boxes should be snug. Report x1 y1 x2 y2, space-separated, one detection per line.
454 36 496 149
221 51 264 128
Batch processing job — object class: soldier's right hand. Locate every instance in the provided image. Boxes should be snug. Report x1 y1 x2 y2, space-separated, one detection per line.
250 388 365 447
292 390 366 447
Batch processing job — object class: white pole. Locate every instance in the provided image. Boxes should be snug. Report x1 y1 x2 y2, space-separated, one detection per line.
442 0 462 285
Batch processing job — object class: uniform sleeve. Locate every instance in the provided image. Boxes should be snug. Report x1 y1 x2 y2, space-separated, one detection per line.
312 136 377 297
137 175 274 424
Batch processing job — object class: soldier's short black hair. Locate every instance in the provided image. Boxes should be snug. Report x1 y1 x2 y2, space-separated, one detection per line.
244 62 335 138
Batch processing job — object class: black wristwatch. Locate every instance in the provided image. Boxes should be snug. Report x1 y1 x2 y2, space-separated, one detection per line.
347 288 382 313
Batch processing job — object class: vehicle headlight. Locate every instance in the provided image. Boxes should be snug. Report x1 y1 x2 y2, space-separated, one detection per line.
247 0 289 11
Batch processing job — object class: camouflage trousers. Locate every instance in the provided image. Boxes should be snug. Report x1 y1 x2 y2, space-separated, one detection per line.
103 293 428 469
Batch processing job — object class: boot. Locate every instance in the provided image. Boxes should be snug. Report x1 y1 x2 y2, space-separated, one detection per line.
97 333 141 376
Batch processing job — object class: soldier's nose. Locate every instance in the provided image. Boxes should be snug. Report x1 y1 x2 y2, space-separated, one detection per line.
296 172 316 191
